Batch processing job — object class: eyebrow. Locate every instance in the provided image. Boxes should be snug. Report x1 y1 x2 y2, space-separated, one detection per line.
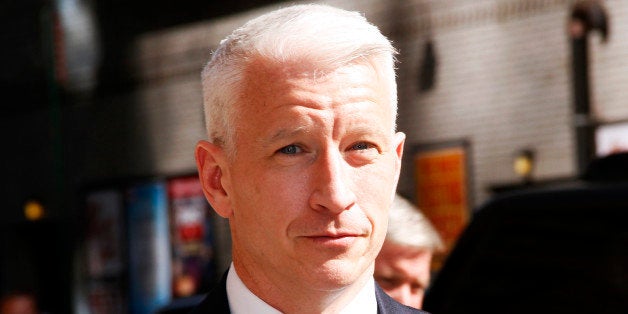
260 126 310 146
257 120 391 148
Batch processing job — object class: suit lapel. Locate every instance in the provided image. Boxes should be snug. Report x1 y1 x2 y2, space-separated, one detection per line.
375 282 427 314
188 270 230 314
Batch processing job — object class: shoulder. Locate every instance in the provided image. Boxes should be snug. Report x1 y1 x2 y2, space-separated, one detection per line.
375 282 430 314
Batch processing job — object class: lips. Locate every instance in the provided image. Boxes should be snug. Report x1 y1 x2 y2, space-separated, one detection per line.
304 229 364 238
301 231 365 248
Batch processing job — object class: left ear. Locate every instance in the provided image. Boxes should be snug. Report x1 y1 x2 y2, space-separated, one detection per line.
392 131 406 183
393 131 406 165
195 140 233 218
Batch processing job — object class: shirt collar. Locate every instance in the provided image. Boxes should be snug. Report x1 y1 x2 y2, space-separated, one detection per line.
340 276 378 314
226 263 377 314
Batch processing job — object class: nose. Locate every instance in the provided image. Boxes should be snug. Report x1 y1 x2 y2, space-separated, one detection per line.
309 148 356 213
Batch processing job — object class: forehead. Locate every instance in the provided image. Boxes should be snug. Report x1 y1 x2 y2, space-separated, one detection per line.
236 57 393 114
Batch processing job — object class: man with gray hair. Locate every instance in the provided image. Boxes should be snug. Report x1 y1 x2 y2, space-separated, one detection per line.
191 3 428 314
375 193 444 309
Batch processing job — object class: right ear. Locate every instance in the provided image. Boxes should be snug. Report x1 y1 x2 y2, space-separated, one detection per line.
195 140 233 218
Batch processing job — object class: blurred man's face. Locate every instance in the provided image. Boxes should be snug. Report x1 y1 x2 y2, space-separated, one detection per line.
375 241 433 309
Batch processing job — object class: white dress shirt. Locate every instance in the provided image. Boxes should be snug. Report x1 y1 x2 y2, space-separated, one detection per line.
226 263 377 314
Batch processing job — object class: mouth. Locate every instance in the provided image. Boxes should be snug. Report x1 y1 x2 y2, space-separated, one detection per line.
302 232 363 248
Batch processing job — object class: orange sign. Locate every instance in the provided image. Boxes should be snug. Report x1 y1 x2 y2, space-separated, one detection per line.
414 146 470 270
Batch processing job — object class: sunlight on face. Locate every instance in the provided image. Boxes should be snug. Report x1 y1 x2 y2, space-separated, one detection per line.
223 59 405 292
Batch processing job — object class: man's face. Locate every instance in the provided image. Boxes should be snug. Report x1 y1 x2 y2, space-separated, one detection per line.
374 241 433 309
222 59 405 291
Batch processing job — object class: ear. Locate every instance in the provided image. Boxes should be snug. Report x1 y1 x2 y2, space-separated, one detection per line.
195 140 233 218
392 132 406 182
393 132 405 164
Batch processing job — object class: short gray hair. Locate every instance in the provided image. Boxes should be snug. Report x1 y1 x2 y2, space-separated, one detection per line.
200 4 398 155
387 193 445 251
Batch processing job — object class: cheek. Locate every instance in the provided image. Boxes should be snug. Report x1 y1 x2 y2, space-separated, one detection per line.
353 161 397 214
361 154 399 186
233 167 305 221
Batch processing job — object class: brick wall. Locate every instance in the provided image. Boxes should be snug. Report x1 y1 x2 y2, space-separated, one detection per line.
390 0 578 206
115 0 627 208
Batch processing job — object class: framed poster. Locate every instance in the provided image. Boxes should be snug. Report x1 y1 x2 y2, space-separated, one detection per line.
126 180 172 314
167 175 218 298
86 281 127 314
412 140 472 271
83 188 127 314
85 189 125 278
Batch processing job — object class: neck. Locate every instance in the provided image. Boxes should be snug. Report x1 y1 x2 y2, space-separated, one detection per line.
232 258 374 314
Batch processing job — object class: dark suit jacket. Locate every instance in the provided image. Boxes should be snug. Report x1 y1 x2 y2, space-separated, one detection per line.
188 270 429 314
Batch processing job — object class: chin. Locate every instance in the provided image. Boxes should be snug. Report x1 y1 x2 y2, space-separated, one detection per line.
305 258 370 291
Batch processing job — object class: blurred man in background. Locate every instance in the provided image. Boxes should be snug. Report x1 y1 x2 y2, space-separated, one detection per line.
375 193 444 309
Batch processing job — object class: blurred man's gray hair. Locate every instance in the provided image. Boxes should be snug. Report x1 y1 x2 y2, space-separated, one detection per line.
387 194 445 251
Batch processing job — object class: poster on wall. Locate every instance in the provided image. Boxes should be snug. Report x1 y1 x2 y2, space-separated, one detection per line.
85 189 124 278
84 189 126 314
167 175 218 298
412 141 471 271
86 281 127 314
126 180 172 314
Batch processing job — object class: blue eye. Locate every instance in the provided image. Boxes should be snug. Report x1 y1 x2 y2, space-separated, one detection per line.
351 142 371 150
279 145 300 155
